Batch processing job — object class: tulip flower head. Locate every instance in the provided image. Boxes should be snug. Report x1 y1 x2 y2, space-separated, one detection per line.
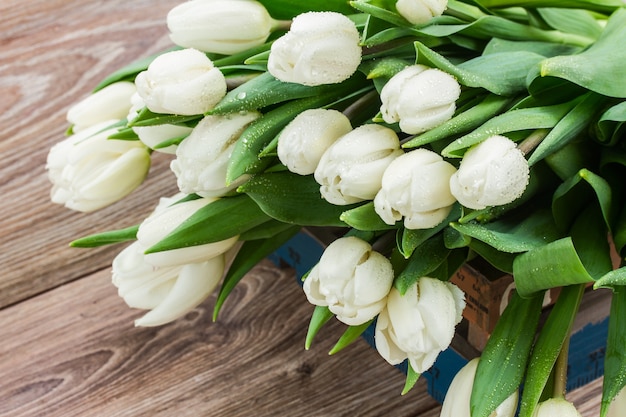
439 358 518 417
67 81 136 132
277 108 352 175
380 64 460 134
268 11 362 86
303 236 394 326
314 124 404 205
167 0 274 55
374 148 457 229
396 0 449 25
608 386 626 417
136 194 239 267
134 48 227 115
531 398 582 417
46 121 151 212
449 135 530 210
170 112 261 197
375 277 465 373
112 241 226 327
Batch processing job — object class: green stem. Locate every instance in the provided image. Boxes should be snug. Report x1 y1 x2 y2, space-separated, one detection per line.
553 331 571 399
518 128 550 156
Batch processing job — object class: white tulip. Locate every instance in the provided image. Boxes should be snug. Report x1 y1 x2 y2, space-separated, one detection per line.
303 236 394 326
167 0 274 55
134 48 226 116
380 64 460 135
532 398 582 417
112 241 225 327
170 112 260 197
449 135 530 210
277 109 352 175
46 121 151 212
136 194 239 267
314 124 404 205
439 358 518 417
67 81 136 132
396 0 448 25
375 277 465 373
374 149 457 229
268 12 362 86
127 93 191 154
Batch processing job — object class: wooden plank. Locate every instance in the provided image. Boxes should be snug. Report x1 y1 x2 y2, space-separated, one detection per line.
0 260 441 416
0 0 183 307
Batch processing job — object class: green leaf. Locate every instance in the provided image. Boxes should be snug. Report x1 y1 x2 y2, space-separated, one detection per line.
257 0 356 20
595 100 626 146
474 0 624 14
239 172 360 227
518 284 585 417
537 8 626 98
403 94 513 149
450 208 560 253
328 319 375 355
238 219 297 241
483 38 582 58
400 205 462 258
441 98 577 158
395 234 450 294
512 237 595 297
145 195 270 254
600 288 626 417
537 7 603 40
401 362 421 395
213 225 300 320
349 0 412 27
528 92 606 166
209 72 351 114
305 305 335 350
340 202 399 231
415 42 545 96
69 225 138 248
128 106 201 127
595 267 626 289
552 168 613 232
470 291 544 417
107 126 139 141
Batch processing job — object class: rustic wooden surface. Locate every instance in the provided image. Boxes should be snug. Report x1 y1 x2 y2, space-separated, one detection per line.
0 1 602 416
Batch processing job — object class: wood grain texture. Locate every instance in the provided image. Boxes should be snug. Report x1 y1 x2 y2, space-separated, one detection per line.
0 260 440 417
0 1 603 416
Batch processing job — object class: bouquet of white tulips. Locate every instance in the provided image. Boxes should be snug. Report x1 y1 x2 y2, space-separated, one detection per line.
46 0 626 416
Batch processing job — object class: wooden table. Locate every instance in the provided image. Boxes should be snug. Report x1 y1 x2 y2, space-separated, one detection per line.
0 1 602 416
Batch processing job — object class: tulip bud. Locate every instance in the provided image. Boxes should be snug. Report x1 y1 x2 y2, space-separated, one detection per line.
112 241 225 327
396 0 448 25
439 358 518 417
374 148 457 229
46 121 151 212
277 109 352 175
67 81 136 132
268 12 362 86
532 398 582 417
170 112 261 197
314 124 404 205
134 48 227 115
380 64 460 134
449 135 530 210
167 0 274 55
136 194 239 267
127 93 192 154
303 236 394 326
375 277 465 373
